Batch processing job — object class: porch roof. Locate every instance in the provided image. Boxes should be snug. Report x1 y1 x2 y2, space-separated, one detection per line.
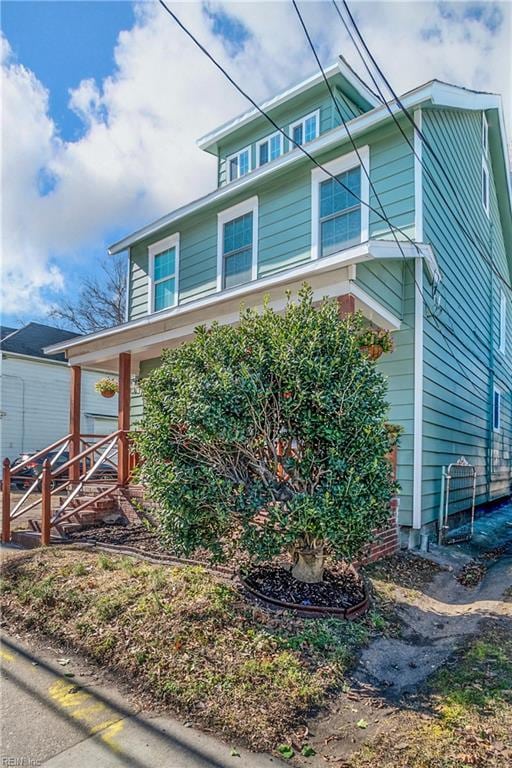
44 240 435 372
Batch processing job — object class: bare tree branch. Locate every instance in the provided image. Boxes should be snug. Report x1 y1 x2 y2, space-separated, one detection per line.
48 256 127 333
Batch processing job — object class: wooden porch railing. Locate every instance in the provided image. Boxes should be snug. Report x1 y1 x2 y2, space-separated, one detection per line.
1 429 139 546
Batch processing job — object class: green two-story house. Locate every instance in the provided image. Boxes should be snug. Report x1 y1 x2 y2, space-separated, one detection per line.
47 57 512 546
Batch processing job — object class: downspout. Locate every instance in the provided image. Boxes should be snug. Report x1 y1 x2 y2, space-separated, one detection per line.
412 108 424 532
487 220 495 494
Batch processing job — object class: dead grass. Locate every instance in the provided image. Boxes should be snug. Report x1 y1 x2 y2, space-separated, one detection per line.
0 547 382 751
350 619 512 768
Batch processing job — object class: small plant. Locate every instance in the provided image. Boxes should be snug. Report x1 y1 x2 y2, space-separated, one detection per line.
357 327 394 360
385 422 404 447
94 377 119 398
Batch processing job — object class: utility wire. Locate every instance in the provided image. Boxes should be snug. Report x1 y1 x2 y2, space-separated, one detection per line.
334 0 512 293
156 0 484 397
157 0 418 251
292 0 484 397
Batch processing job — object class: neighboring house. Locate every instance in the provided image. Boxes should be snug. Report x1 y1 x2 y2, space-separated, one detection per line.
44 58 512 545
0 323 118 461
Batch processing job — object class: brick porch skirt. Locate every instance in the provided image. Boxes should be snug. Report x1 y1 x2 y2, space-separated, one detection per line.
114 485 399 564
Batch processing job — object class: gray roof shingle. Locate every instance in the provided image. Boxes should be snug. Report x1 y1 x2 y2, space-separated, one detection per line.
0 323 81 362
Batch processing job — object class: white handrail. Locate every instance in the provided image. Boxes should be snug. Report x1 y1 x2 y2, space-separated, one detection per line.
52 436 118 523
11 439 70 517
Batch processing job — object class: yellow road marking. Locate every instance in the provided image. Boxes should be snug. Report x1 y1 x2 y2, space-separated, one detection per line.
48 678 124 750
0 649 14 662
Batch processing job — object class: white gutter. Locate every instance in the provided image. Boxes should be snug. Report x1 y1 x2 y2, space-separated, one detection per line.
45 238 433 358
109 82 506 257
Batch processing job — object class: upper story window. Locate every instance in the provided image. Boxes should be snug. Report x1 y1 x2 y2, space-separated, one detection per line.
482 159 490 216
148 233 179 312
493 386 501 432
310 148 369 260
257 132 283 167
290 110 319 148
482 113 489 155
217 197 258 290
499 290 507 354
228 146 251 182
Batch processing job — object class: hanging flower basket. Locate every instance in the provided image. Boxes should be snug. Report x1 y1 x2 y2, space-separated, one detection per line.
95 377 119 398
357 328 394 360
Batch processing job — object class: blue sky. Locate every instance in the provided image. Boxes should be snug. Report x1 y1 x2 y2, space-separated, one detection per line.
2 2 135 143
1 1 510 330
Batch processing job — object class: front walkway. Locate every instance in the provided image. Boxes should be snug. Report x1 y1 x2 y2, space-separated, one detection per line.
0 632 280 768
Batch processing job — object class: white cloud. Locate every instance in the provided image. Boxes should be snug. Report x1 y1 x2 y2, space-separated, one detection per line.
1 1 510 318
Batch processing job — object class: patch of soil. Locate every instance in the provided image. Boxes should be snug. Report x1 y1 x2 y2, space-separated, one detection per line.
363 551 445 590
68 522 168 553
243 564 365 609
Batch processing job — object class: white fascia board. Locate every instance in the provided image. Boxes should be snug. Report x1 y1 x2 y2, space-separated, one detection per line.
197 63 340 152
68 279 401 368
46 239 402 358
111 80 506 257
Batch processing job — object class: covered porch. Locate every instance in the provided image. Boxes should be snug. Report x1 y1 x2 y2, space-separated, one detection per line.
2 257 404 546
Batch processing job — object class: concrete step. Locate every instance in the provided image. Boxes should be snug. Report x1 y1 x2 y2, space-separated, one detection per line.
11 530 66 549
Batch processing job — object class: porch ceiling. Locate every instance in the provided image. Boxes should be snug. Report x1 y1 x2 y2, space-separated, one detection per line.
44 239 423 371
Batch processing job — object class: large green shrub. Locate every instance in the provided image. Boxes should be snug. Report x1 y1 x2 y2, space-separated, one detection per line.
135 286 397 582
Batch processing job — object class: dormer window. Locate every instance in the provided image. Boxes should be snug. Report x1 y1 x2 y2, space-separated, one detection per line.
257 132 283 167
290 110 319 148
228 146 251 182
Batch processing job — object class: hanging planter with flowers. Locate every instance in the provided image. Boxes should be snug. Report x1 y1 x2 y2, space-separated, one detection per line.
95 377 119 398
357 328 394 360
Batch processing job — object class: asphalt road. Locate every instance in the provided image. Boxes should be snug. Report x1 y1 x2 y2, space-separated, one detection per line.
0 632 281 768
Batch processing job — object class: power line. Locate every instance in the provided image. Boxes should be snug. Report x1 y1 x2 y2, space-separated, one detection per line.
334 0 512 293
292 0 485 398
157 0 418 251
156 0 484 398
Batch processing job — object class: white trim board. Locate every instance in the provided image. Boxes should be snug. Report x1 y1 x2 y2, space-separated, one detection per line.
65 280 400 369
147 232 180 314
310 146 370 261
109 82 509 256
216 196 259 291
412 256 424 530
46 237 441 359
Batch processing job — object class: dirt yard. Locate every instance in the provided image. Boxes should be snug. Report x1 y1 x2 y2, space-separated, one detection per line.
1 544 511 765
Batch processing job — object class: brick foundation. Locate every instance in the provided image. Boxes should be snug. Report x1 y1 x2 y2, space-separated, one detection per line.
116 484 399 564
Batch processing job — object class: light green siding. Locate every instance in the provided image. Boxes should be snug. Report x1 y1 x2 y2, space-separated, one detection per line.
217 78 363 187
421 107 512 524
128 122 416 322
377 268 415 525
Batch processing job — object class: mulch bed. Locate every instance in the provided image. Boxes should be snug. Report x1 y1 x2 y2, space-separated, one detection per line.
68 522 168 554
243 564 366 609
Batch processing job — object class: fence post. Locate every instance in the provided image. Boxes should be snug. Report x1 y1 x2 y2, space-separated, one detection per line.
41 458 51 547
2 459 11 543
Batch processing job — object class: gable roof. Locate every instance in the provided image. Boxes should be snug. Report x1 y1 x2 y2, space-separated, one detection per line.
0 326 17 340
196 56 379 155
0 322 81 362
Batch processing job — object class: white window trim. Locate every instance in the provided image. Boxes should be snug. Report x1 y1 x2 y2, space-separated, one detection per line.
226 145 252 182
148 232 180 314
499 290 507 354
310 146 370 261
289 109 320 150
482 112 489 155
492 386 501 432
256 131 284 168
482 157 490 217
216 196 259 292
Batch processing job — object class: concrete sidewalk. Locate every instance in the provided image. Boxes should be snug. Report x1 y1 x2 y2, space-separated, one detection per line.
0 632 282 767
